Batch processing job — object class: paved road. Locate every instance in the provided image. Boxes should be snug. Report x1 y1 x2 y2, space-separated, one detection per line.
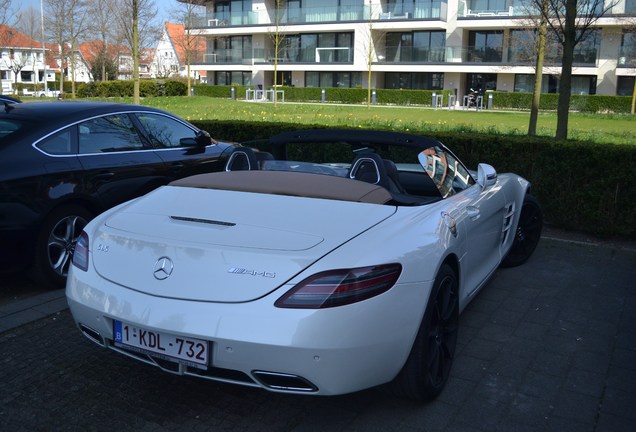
1 237 635 432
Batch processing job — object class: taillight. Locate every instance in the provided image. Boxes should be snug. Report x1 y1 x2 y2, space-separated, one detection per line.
72 231 89 272
275 264 402 309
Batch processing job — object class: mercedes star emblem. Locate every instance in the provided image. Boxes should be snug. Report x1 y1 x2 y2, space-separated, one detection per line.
153 257 174 280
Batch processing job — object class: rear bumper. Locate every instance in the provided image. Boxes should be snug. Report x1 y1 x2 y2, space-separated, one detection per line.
66 266 428 396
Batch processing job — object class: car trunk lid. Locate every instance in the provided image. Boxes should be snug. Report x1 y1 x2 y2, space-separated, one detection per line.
91 186 396 302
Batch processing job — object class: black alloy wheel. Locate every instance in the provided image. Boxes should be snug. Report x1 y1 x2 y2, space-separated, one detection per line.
501 194 543 267
389 263 459 401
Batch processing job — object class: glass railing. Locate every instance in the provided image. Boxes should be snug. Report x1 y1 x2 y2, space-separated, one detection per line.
252 46 352 63
618 47 636 67
190 2 447 28
190 12 258 27
378 46 446 62
198 49 252 64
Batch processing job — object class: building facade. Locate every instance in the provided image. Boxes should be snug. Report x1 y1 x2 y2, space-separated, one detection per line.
0 25 56 95
153 22 206 80
186 0 636 98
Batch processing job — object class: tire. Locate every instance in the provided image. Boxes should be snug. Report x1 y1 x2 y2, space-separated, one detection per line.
32 205 93 288
501 194 543 268
388 263 459 401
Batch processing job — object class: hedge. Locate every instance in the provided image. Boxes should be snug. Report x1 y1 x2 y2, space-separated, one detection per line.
76 80 187 98
194 85 634 113
189 119 636 239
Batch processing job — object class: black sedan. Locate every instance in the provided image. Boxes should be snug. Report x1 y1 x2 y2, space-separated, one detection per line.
0 101 235 286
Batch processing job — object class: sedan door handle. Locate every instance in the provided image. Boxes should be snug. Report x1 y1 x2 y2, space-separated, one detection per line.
169 162 185 171
467 206 480 220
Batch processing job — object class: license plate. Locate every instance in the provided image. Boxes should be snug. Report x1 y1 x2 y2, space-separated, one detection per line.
113 320 209 368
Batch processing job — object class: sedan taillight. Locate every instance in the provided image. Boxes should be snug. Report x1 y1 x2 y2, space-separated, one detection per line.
275 264 402 309
72 231 89 272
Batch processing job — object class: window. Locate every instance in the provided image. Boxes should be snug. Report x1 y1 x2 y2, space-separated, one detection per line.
0 120 22 140
285 32 353 63
305 71 361 87
215 71 252 85
386 31 445 62
573 29 599 65
214 35 252 62
617 76 635 96
135 113 197 149
77 114 144 154
37 130 73 155
468 31 503 62
385 72 444 90
418 146 474 198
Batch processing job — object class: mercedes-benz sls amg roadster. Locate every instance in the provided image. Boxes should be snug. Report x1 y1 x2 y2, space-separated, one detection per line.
67 129 543 400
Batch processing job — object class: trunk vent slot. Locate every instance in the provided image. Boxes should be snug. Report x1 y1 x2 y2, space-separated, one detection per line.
171 216 236 227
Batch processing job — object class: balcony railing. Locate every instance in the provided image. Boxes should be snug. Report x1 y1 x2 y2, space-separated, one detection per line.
191 12 258 28
618 47 636 67
194 45 601 66
190 2 447 28
377 46 446 63
252 47 353 64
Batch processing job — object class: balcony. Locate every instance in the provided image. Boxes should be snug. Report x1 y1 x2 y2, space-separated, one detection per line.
199 49 253 64
377 46 446 63
252 47 353 64
190 12 258 28
189 2 448 28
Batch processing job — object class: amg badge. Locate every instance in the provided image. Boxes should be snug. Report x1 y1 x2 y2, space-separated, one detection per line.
228 267 276 278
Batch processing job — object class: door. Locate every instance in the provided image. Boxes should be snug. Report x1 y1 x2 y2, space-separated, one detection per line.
76 113 168 209
133 112 226 178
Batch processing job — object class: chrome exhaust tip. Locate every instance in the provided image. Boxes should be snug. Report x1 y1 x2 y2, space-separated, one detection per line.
252 370 318 392
79 324 106 347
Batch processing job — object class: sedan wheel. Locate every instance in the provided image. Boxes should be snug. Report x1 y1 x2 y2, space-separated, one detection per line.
501 194 543 267
389 263 458 401
33 206 92 287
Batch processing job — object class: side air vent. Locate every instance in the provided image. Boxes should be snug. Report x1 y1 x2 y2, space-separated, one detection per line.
501 202 516 244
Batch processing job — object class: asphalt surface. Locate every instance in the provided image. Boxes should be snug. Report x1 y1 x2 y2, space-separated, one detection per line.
1 235 635 431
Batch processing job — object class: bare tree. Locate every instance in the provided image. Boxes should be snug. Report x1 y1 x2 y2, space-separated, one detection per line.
114 0 160 103
15 6 43 91
44 0 73 95
269 0 287 106
170 1 206 96
66 0 89 97
533 0 617 139
0 0 18 27
87 0 117 81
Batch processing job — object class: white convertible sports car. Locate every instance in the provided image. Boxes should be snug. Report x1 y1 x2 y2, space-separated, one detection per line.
66 129 542 400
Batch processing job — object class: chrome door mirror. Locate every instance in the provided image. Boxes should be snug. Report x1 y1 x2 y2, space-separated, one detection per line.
477 163 497 188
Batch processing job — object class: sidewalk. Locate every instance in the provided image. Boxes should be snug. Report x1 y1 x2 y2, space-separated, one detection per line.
0 289 66 333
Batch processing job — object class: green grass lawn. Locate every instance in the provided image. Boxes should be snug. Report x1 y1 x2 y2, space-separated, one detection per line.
65 96 636 145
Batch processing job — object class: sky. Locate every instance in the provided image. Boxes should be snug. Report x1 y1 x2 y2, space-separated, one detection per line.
19 0 177 23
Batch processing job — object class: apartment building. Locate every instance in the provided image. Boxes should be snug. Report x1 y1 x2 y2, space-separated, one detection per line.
186 0 636 98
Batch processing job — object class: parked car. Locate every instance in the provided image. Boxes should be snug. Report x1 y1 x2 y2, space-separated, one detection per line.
0 94 21 104
0 101 235 286
67 129 543 400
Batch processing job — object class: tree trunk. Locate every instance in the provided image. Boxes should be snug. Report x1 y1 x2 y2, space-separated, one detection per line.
555 0 578 140
631 76 635 115
528 12 547 136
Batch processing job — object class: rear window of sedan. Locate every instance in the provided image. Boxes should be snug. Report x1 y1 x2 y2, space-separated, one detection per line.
0 119 21 139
